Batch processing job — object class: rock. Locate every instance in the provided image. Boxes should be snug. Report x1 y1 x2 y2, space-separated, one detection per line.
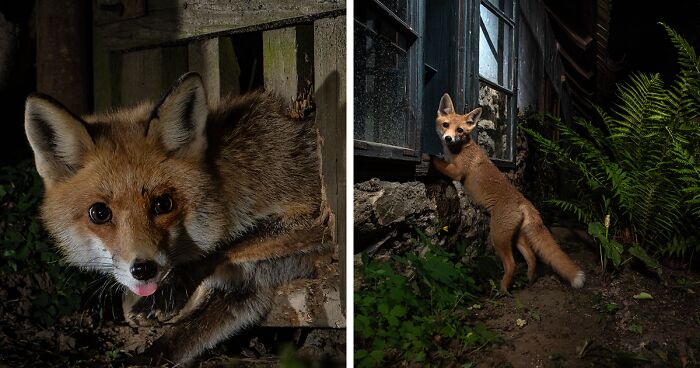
354 178 491 259
479 119 496 131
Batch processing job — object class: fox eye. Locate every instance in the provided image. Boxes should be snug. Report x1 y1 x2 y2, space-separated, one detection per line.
153 194 174 215
442 122 449 128
457 127 464 133
89 203 112 224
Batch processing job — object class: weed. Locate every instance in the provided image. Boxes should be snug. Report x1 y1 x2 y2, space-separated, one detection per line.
628 323 644 335
604 303 620 314
355 231 500 367
0 160 94 326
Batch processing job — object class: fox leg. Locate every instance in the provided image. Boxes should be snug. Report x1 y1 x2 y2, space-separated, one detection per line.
142 284 273 364
516 233 537 286
491 232 516 293
430 156 463 181
140 254 315 364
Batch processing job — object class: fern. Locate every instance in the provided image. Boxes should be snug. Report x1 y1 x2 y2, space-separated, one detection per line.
523 25 700 259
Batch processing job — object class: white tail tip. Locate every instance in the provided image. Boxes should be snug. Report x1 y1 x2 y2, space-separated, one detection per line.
571 270 586 288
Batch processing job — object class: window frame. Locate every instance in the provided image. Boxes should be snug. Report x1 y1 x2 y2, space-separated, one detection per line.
467 0 520 168
353 0 424 162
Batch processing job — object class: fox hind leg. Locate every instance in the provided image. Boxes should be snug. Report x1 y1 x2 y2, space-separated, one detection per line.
516 233 537 286
491 230 516 293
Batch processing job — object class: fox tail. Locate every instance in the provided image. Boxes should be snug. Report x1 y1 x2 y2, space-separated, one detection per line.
520 205 585 288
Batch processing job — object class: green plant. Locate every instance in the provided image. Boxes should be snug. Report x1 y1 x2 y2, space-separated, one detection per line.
355 231 499 367
628 323 644 335
604 303 620 314
522 24 700 264
0 160 94 326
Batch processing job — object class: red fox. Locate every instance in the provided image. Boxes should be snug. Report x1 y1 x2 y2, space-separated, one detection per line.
430 93 585 292
24 72 329 362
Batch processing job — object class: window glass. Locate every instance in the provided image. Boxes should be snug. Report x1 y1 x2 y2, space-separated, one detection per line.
478 82 512 161
376 0 409 20
484 0 514 18
478 4 513 90
354 6 413 148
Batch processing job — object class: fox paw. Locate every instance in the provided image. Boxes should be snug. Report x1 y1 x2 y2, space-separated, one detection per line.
126 286 189 327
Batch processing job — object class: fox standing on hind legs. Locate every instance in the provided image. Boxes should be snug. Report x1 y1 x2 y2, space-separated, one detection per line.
24 72 329 363
430 93 585 292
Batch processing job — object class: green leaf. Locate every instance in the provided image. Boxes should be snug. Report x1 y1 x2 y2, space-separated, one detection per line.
378 303 389 316
628 244 662 275
587 222 606 241
390 305 407 318
633 292 653 300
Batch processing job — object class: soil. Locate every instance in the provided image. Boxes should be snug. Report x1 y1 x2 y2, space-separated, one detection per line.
471 226 700 368
0 275 345 367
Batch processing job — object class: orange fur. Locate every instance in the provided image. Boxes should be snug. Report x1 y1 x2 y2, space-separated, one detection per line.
431 93 585 291
24 73 326 362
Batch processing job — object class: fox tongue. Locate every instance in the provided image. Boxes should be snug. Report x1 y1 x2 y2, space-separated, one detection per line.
132 282 158 297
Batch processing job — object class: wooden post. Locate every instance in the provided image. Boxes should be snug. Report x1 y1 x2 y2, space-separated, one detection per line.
188 38 221 104
36 0 91 114
117 46 188 106
314 15 346 313
262 25 314 103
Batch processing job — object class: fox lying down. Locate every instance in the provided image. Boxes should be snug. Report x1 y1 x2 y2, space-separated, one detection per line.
24 73 330 362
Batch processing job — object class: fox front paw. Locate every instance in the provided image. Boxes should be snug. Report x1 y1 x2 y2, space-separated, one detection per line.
125 286 189 327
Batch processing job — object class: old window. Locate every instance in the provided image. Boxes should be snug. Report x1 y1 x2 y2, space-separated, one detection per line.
471 0 519 165
354 0 421 161
355 0 520 172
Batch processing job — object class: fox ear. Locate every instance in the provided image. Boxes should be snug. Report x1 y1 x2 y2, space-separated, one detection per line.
148 72 208 160
466 107 482 123
438 93 455 116
25 95 93 185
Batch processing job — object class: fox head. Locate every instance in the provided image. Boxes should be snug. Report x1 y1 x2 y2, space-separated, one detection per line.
24 73 226 297
435 93 482 151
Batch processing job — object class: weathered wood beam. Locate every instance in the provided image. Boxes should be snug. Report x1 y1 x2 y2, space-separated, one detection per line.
36 0 91 114
262 25 314 103
314 15 346 314
544 5 593 51
94 0 345 51
188 38 221 104
117 46 189 107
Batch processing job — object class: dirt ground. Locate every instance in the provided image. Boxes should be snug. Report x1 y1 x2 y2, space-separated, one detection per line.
0 277 345 367
471 226 700 368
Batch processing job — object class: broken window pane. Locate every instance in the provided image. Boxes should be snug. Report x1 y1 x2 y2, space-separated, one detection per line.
478 4 513 90
478 82 512 161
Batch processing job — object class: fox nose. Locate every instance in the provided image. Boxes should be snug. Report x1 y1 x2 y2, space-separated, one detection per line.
130 259 158 281
444 136 453 143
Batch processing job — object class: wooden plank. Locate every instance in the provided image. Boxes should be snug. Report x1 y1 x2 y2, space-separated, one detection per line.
263 25 314 103
263 27 298 103
94 0 345 51
188 38 221 104
313 15 346 313
118 46 188 106
36 0 91 114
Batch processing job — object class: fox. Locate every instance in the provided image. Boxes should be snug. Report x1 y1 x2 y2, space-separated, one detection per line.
430 93 585 292
24 72 331 362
